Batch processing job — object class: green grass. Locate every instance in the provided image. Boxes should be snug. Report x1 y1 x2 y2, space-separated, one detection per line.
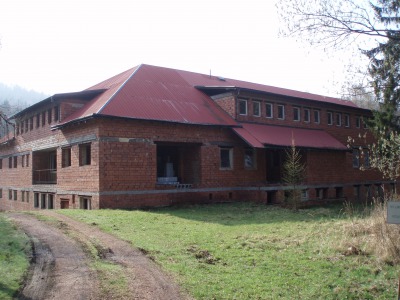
0 213 31 300
60 203 399 299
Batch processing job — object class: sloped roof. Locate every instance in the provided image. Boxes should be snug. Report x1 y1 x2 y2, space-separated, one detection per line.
56 64 359 128
58 65 238 127
234 123 347 150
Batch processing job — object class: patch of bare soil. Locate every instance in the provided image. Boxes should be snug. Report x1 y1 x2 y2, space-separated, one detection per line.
8 212 98 300
9 211 189 300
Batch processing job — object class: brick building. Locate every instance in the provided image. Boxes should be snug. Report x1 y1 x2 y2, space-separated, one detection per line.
0 64 390 210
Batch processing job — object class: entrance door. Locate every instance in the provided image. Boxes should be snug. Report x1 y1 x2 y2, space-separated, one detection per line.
266 149 283 182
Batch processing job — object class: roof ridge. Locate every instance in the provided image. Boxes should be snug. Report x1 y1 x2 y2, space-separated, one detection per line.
96 64 143 114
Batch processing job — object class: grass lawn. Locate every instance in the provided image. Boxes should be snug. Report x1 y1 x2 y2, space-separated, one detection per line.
0 213 31 300
60 203 399 299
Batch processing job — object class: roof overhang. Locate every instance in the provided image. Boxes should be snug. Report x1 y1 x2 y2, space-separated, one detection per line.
11 89 106 119
233 123 348 151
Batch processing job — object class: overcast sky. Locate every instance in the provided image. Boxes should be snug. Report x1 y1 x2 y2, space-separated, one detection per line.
0 0 358 97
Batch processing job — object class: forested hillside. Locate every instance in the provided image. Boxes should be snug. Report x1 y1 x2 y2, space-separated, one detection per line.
0 83 48 138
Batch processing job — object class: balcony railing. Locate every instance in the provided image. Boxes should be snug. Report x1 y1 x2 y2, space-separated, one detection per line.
33 169 57 184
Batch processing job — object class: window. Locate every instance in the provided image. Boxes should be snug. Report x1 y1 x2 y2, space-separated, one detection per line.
26 154 30 167
244 148 256 169
13 190 17 201
238 99 247 115
363 117 368 129
48 194 54 209
220 147 233 169
336 113 342 126
20 121 24 134
9 189 12 200
22 155 25 167
253 101 261 117
54 106 59 121
335 187 344 198
79 143 91 166
0 189 2 199
8 157 12 168
62 148 72 168
277 105 285 120
0 158 2 169
30 117 34 130
293 107 300 121
34 193 39 208
344 114 350 127
355 116 361 128
327 111 333 125
304 108 310 123
352 149 360 168
48 108 52 123
41 194 47 209
364 149 370 168
301 189 309 201
42 111 46 126
13 156 17 168
265 103 273 118
314 110 320 124
36 113 40 128
26 191 30 203
21 191 25 202
25 120 28 132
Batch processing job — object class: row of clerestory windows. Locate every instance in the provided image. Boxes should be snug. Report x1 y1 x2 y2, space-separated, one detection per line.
238 98 369 128
16 105 59 136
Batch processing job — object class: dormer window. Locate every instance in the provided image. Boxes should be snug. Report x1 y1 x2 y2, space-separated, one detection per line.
266 103 273 118
238 99 248 115
293 107 300 121
253 101 261 117
277 105 285 120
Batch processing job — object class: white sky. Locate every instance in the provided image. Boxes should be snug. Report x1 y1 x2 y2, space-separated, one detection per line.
0 0 359 97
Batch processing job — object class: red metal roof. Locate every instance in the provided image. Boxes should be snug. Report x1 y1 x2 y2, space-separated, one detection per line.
234 123 347 150
57 64 359 128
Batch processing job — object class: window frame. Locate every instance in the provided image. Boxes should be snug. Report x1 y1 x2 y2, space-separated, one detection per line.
238 98 248 116
277 104 285 120
327 111 333 125
303 108 310 123
336 113 342 127
79 143 92 166
265 103 273 118
244 148 256 169
293 107 300 122
344 114 350 127
220 147 233 170
352 148 360 168
253 101 261 117
313 110 320 124
355 116 361 128
62 147 72 168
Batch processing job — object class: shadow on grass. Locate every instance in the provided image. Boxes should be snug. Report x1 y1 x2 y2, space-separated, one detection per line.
138 202 348 226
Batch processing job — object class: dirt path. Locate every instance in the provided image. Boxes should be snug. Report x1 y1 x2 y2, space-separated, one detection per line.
8 211 189 300
8 212 98 300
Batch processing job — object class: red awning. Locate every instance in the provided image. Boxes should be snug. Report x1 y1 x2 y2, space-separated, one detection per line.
233 123 347 150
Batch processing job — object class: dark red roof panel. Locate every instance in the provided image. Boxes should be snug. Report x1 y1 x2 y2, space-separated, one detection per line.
58 64 359 127
97 65 238 126
234 123 347 150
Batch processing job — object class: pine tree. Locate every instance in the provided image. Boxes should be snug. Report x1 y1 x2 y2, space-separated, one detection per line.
282 139 306 210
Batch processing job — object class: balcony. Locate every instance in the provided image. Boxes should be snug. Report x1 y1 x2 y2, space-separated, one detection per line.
32 148 57 185
33 169 57 184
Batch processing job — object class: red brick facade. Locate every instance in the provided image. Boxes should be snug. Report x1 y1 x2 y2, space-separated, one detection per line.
0 65 393 211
